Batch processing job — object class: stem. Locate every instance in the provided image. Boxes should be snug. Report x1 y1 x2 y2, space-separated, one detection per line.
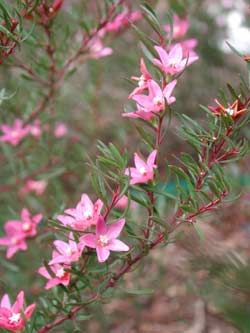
37 233 164 333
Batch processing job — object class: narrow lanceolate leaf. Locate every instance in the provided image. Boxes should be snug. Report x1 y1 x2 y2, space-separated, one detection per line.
0 25 19 43
131 23 158 57
141 3 163 37
135 125 154 149
227 84 239 100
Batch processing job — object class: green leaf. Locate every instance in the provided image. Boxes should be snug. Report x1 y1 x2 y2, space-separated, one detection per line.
141 3 163 37
135 125 154 149
227 83 239 100
76 314 93 321
132 23 157 57
0 24 19 43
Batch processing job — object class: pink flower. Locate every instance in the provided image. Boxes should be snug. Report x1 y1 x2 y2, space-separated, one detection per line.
19 208 42 237
88 37 112 59
20 179 47 196
132 79 177 112
129 11 142 23
129 58 152 98
57 193 103 231
178 38 198 58
80 216 129 263
29 120 42 138
0 209 42 258
153 44 198 75
0 291 36 332
38 257 71 290
0 223 27 259
122 105 155 121
115 195 136 210
105 10 142 33
54 122 68 138
125 150 157 185
11 208 42 238
164 15 189 39
0 119 30 146
49 233 84 265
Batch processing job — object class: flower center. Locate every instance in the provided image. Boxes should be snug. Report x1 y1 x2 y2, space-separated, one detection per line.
139 166 147 176
65 247 72 256
138 75 146 87
98 235 109 247
169 58 179 67
9 312 21 324
22 222 31 232
153 96 164 107
174 26 180 35
84 210 93 220
11 130 19 138
225 108 234 116
11 237 18 245
56 268 65 278
91 42 102 53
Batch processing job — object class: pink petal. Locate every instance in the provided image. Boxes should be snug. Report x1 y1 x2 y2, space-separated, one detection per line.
24 303 36 319
94 199 103 215
4 221 22 235
0 124 11 132
80 234 97 248
0 308 12 320
12 290 24 313
0 307 11 318
154 46 169 64
163 80 177 100
33 213 43 225
38 266 51 279
169 44 183 62
108 239 129 252
182 38 198 49
130 177 144 185
134 153 147 170
21 208 30 221
167 96 176 104
57 214 74 226
99 47 113 57
187 55 199 65
122 111 154 121
45 278 60 290
152 58 165 71
147 150 157 167
49 254 66 265
140 58 151 79
79 194 93 212
19 240 28 251
96 246 110 262
132 95 151 109
6 246 21 259
53 240 68 255
0 237 10 246
106 219 126 240
96 216 108 236
0 294 11 309
148 80 162 98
